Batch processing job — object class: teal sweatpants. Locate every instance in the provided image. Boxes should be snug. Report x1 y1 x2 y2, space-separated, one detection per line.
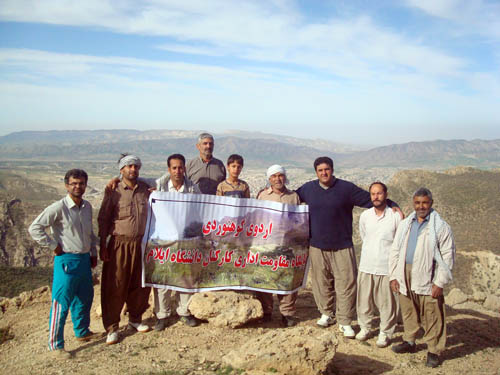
48 252 93 350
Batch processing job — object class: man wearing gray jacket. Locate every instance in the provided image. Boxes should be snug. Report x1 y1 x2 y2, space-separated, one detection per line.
389 187 455 368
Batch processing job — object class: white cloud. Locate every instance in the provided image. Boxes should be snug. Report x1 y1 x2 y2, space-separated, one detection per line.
406 0 500 38
0 0 472 80
0 1 499 141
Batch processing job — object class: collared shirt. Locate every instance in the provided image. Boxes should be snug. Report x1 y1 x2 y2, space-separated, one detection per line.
154 174 201 194
186 156 226 195
216 179 250 198
165 178 201 194
405 216 429 264
358 206 401 275
98 180 151 238
29 195 97 256
256 187 300 205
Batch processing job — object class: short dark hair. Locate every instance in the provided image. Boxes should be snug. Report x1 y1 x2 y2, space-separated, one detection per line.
413 187 433 201
64 169 88 184
314 156 334 171
227 154 244 166
167 153 186 167
369 181 387 193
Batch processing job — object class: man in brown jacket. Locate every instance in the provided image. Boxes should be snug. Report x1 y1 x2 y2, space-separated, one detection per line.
98 154 152 345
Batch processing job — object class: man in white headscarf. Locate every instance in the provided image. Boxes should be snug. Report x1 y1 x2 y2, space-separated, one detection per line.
98 154 152 345
255 165 301 327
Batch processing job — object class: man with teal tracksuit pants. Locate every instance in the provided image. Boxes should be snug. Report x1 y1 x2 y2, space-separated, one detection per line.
29 169 98 359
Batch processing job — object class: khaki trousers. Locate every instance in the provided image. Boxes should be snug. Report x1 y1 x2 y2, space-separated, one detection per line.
399 264 446 354
356 271 397 335
309 246 357 325
153 288 194 318
255 291 298 317
101 236 151 333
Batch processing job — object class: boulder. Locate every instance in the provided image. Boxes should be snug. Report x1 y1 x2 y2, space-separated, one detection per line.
471 290 487 302
483 295 500 312
189 291 263 328
222 326 337 375
446 288 468 306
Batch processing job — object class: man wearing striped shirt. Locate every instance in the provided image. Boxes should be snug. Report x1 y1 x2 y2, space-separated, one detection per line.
29 169 98 359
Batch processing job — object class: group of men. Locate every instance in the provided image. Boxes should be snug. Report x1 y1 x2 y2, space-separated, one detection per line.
29 132 455 368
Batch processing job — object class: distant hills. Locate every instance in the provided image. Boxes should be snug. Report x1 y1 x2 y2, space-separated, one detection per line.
386 167 500 255
340 139 500 169
0 129 499 170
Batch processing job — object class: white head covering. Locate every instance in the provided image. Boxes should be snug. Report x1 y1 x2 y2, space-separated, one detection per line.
266 164 289 186
266 164 286 179
118 155 142 170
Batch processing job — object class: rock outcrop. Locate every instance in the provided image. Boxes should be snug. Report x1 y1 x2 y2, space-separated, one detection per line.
0 285 50 315
446 288 468 306
189 291 263 327
222 326 338 375
446 287 500 313
0 198 47 266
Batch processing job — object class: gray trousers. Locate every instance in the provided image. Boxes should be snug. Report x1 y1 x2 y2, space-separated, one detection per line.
356 271 397 335
153 288 193 318
309 246 357 325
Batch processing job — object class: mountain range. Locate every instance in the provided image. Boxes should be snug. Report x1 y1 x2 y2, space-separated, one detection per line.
1 129 499 169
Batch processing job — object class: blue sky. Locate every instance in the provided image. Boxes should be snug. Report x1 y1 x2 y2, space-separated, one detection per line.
0 0 499 145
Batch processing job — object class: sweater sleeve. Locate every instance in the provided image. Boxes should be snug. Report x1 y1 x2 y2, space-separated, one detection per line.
295 184 306 203
350 184 372 208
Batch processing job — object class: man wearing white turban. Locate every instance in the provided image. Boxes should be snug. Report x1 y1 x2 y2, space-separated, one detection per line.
98 154 152 345
255 164 301 327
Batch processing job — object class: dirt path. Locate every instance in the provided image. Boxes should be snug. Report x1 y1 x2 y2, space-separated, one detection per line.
1 286 499 375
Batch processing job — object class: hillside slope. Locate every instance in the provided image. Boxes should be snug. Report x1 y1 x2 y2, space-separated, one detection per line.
0 285 499 375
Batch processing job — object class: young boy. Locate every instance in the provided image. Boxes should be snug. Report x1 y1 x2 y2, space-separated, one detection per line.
216 154 251 198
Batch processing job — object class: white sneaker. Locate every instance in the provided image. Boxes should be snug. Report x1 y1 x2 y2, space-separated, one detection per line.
106 331 119 345
376 332 390 348
355 328 371 341
128 321 151 333
339 324 355 339
316 314 335 327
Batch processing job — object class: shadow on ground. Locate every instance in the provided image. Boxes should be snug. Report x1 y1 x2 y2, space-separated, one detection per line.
327 353 393 375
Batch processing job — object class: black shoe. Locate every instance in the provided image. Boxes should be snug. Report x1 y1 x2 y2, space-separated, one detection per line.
154 318 168 331
180 315 200 327
426 352 441 368
75 330 97 342
281 315 299 327
392 341 416 354
259 313 273 323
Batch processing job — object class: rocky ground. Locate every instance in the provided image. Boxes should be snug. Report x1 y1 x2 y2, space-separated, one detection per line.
1 284 499 375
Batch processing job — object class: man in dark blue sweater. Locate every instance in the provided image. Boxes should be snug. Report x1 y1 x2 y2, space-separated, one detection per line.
297 156 401 338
